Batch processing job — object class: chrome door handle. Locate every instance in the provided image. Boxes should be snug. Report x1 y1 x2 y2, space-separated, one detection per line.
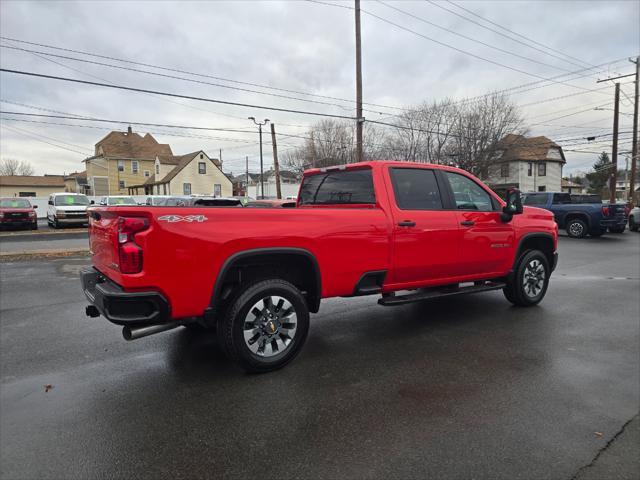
460 220 475 226
398 221 416 227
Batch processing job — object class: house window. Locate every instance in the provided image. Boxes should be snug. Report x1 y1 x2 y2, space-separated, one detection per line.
198 162 206 174
119 180 126 189
199 153 204 159
132 161 139 174
117 160 124 172
538 186 546 192
500 163 509 178
183 183 191 195
144 170 150 177
214 184 222 197
155 163 160 175
18 192 36 197
528 163 533 176
538 162 546 176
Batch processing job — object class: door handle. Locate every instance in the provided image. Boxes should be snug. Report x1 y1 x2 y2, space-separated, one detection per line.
460 220 475 227
398 221 416 227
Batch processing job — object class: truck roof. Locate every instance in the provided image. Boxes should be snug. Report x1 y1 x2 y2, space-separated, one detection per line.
302 160 469 176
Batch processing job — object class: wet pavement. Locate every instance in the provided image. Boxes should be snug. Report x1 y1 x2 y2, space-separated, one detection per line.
1 233 638 479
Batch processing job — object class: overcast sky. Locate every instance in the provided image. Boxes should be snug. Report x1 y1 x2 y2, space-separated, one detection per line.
0 0 638 176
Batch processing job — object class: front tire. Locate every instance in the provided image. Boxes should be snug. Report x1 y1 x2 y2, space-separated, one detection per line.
503 250 550 307
217 279 310 373
566 218 587 238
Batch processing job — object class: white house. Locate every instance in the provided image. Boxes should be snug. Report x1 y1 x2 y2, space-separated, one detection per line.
248 169 301 199
483 134 566 195
128 150 232 197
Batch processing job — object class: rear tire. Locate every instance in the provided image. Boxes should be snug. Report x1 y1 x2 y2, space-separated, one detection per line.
566 218 587 238
217 279 310 373
630 216 639 232
503 250 550 307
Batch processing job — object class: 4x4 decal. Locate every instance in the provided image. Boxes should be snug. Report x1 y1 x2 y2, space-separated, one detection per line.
158 214 208 223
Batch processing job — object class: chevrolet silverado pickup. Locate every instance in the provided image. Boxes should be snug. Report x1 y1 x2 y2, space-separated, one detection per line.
81 161 558 372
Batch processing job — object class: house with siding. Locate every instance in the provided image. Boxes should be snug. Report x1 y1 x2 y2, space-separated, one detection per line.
0 175 66 197
128 150 231 197
84 127 231 196
482 134 566 195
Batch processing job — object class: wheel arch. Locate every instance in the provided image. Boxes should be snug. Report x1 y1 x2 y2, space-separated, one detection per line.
512 233 555 272
209 247 322 315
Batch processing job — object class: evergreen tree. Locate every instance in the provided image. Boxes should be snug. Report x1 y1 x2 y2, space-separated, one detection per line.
585 152 611 194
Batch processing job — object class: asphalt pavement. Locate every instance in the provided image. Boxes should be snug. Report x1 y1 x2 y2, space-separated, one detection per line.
0 221 88 254
0 233 638 479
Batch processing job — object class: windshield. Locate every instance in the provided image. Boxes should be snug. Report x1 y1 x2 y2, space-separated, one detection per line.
55 195 89 206
108 197 137 205
0 198 32 208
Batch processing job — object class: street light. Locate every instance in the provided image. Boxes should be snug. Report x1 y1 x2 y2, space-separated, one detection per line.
248 117 270 198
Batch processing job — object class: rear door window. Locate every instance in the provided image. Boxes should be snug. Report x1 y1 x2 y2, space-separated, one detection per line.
390 168 443 210
523 194 547 206
298 169 375 205
552 193 571 204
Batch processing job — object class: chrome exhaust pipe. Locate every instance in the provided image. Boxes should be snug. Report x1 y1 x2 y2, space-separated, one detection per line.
122 322 179 341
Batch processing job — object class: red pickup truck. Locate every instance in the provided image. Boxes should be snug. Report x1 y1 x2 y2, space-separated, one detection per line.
81 161 558 372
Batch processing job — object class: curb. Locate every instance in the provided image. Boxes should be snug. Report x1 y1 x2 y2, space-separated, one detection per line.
0 248 90 261
0 228 87 238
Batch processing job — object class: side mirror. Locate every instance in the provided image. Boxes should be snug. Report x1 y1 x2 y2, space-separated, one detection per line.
501 188 523 221
90 200 95 205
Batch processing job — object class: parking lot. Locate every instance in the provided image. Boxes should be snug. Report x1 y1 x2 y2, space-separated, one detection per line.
0 233 638 479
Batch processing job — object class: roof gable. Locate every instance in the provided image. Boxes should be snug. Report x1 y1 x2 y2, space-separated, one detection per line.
94 130 173 159
492 134 565 163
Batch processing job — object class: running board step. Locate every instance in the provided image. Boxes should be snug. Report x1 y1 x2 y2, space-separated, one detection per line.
378 282 506 306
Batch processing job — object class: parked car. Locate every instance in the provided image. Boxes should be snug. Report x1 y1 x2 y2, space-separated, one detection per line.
0 197 38 230
629 206 640 232
245 199 296 208
144 195 172 206
47 193 91 228
161 196 243 207
99 196 138 206
522 192 627 238
82 161 558 372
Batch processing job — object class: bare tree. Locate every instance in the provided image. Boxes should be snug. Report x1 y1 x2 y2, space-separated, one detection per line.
446 92 527 175
0 158 35 176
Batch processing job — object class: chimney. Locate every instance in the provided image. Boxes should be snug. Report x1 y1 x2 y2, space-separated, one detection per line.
127 126 133 134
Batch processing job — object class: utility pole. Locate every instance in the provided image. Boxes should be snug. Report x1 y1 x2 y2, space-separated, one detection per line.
630 56 639 206
248 117 269 199
610 83 620 204
271 123 282 199
245 156 249 199
355 0 363 163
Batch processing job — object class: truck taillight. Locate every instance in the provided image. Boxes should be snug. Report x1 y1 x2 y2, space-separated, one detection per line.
602 206 610 217
117 217 149 274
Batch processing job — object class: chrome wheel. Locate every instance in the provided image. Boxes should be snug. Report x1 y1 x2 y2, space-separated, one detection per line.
523 259 545 298
568 222 584 237
243 295 297 358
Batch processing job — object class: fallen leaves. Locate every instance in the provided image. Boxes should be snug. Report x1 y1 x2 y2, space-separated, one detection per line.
44 384 54 393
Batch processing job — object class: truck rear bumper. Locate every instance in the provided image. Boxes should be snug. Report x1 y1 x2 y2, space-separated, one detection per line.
80 266 169 326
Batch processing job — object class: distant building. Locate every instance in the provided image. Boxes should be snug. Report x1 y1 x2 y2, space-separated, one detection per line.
64 171 89 194
0 175 66 197
561 178 586 194
248 169 301 199
84 127 231 196
483 134 566 195
128 150 231 197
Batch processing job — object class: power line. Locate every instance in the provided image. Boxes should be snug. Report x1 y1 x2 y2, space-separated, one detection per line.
0 35 407 113
432 0 595 70
308 0 612 93
1 123 93 156
376 0 575 73
0 68 358 120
